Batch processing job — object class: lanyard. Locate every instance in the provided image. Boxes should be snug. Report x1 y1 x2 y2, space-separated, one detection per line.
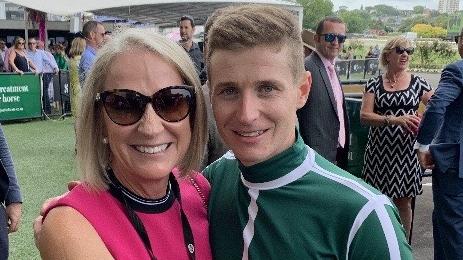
107 169 196 260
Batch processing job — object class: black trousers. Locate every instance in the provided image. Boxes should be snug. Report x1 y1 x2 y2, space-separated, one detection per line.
0 205 8 260
336 146 349 171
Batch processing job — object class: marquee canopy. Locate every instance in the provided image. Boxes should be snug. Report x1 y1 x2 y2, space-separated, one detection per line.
6 0 302 27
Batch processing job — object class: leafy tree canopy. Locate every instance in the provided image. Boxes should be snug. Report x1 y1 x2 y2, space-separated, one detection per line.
297 0 333 30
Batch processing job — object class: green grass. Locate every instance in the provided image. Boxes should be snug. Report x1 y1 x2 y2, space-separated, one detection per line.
2 118 77 259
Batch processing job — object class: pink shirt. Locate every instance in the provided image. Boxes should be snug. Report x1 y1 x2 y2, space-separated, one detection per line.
44 171 212 260
315 51 346 148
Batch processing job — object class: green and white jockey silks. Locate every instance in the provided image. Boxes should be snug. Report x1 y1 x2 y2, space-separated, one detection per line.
204 133 412 260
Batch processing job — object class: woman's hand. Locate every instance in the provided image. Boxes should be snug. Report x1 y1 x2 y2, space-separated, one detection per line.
394 114 421 134
15 69 24 75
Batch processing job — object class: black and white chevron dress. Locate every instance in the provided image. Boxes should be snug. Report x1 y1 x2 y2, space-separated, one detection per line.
362 74 432 198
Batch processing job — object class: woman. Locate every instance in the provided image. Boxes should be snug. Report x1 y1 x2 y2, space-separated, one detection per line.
53 44 68 70
360 36 434 239
8 37 36 74
68 37 86 116
37 29 211 259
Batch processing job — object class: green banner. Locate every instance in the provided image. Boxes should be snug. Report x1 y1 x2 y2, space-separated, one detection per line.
346 98 369 178
0 73 42 120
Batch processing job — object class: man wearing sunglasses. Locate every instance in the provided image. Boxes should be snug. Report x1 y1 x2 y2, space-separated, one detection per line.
297 17 349 170
415 29 463 260
204 6 411 259
79 20 107 85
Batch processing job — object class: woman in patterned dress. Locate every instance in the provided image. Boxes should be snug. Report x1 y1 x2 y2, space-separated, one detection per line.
360 36 434 239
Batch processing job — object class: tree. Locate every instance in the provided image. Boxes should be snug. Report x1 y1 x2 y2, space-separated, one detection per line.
297 0 333 30
432 14 450 29
398 16 429 32
413 6 424 14
412 24 447 38
339 10 371 33
373 5 400 16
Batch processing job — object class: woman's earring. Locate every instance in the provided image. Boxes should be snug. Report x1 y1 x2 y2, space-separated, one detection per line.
102 137 108 144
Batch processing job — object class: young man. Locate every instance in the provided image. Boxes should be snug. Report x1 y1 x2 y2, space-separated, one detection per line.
297 17 349 169
415 28 463 260
204 5 412 259
178 15 203 74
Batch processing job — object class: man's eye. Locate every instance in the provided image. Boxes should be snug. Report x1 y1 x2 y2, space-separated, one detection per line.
259 85 275 94
221 87 237 96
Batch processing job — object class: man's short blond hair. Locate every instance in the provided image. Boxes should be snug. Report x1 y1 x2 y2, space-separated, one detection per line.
76 28 207 190
206 4 305 84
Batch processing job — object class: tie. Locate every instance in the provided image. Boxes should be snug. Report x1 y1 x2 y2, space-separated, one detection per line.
328 64 346 148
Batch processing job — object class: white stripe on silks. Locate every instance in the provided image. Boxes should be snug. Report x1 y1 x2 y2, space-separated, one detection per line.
346 195 393 259
242 189 259 260
375 204 402 260
240 147 315 190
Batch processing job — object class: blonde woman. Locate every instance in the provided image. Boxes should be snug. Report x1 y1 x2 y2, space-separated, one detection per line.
9 37 36 74
360 36 434 239
68 37 86 116
36 29 211 259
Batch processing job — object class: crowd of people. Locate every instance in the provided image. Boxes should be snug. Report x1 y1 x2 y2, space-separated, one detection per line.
0 24 109 116
0 3 461 260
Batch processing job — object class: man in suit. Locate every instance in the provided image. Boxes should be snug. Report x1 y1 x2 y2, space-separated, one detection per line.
297 17 349 169
0 125 22 259
415 29 463 260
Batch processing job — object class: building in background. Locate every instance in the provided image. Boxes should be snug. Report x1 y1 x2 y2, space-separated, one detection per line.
438 0 459 14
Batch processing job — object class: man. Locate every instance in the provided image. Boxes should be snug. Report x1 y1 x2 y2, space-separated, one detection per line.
178 15 203 74
0 126 22 260
0 40 6 71
37 41 59 112
415 29 463 260
297 17 349 169
204 5 411 259
79 21 106 85
27 37 59 115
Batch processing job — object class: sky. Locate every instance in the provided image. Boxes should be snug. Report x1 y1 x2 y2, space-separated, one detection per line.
331 0 446 11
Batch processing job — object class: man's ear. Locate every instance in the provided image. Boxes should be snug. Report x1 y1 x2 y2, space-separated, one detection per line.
296 71 312 109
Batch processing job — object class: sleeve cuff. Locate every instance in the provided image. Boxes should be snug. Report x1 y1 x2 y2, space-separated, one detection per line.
413 141 430 152
5 189 22 206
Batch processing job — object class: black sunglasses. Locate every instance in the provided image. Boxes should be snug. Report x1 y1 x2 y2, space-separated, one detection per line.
395 46 414 55
321 33 346 44
96 86 195 126
455 35 462 44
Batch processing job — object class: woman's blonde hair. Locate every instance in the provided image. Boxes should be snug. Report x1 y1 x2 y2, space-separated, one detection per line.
69 37 86 58
14 37 24 48
380 36 413 71
76 28 207 190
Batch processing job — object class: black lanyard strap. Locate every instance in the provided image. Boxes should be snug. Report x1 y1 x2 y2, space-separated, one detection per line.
108 169 196 260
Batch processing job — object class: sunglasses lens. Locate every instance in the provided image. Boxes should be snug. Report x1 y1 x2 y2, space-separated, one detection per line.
407 48 414 55
324 34 336 42
337 35 346 43
455 36 459 44
154 87 193 122
102 91 144 125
